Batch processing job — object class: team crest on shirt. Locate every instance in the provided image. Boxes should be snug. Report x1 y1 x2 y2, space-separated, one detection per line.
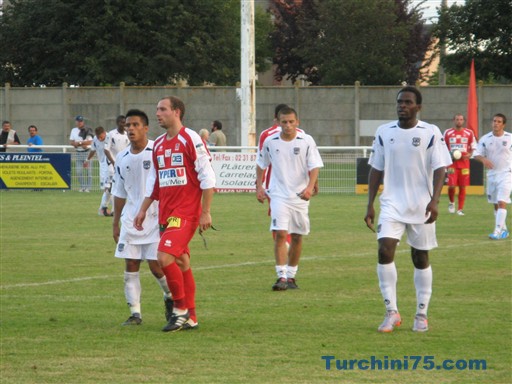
293 147 300 155
171 153 183 166
412 137 421 147
157 155 165 168
175 143 180 151
165 149 172 157
143 160 151 170
118 243 125 252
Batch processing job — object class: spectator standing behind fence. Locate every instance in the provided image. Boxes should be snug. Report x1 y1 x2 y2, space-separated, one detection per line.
364 86 452 333
85 126 114 216
112 109 173 326
27 125 43 153
199 129 210 145
256 106 324 291
473 113 512 240
0 121 20 152
69 115 93 192
209 120 226 151
443 114 477 216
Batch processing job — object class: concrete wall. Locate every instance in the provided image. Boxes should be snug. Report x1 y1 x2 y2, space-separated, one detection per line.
1 83 511 147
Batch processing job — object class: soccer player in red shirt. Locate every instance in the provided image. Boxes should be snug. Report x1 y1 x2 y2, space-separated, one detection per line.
134 96 216 332
443 114 477 215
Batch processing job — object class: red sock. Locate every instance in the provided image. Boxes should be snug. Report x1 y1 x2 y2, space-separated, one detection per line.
183 268 196 322
458 188 466 210
162 263 186 309
448 188 455 203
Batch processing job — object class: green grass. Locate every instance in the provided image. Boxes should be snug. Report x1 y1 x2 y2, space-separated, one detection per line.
1 191 511 383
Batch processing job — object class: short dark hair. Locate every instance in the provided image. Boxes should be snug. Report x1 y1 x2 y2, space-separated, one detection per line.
28 125 38 132
493 113 507 124
116 115 125 124
398 86 422 105
161 96 185 120
2 120 10 125
94 126 105 136
213 120 222 130
277 106 298 119
274 104 289 119
125 109 149 126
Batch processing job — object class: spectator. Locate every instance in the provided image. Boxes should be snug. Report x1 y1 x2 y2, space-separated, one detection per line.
209 120 226 151
27 125 44 153
199 129 210 144
69 115 93 192
0 121 20 152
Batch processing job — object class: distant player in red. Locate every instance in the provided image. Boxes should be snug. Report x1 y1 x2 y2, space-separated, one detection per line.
135 96 216 333
443 114 477 215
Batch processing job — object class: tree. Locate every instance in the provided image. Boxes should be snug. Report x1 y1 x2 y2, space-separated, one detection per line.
435 0 512 83
0 0 273 86
269 0 434 86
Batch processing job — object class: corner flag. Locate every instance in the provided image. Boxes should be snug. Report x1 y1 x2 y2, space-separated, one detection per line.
467 59 478 139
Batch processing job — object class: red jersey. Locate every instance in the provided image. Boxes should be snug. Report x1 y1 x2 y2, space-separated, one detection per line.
444 127 476 169
150 127 216 225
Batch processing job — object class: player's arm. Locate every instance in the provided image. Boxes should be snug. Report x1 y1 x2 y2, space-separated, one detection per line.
255 165 267 203
104 148 116 165
473 154 493 169
112 196 126 243
134 196 154 231
425 166 446 224
298 167 320 201
364 167 383 232
199 188 214 232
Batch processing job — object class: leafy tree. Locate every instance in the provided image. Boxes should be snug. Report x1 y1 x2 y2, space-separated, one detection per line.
435 0 512 83
0 0 272 86
269 0 434 85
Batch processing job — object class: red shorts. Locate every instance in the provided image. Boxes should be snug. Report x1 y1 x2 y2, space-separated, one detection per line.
447 167 470 187
158 216 198 257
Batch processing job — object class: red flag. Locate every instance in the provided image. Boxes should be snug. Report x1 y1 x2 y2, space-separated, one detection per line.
467 59 478 139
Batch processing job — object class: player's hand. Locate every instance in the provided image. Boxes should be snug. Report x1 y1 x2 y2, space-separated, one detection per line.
83 160 89 168
297 188 312 201
133 211 146 231
312 182 319 196
199 211 212 232
256 186 267 203
112 223 120 243
424 200 439 224
364 207 376 232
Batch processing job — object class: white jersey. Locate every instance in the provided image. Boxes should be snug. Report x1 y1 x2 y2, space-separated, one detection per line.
105 128 130 160
91 136 108 164
474 131 512 176
112 140 159 244
257 131 324 207
369 120 452 223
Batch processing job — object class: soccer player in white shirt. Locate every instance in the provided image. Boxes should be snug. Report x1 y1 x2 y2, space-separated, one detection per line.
364 86 452 333
112 109 172 326
104 115 129 212
256 106 324 291
85 126 115 216
473 113 512 240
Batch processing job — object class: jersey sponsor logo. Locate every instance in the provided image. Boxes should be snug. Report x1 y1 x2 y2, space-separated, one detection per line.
143 160 151 170
171 153 183 166
166 216 181 228
158 167 187 187
165 149 172 157
157 155 165 168
175 143 180 151
461 137 468 143
412 137 421 147
195 142 208 156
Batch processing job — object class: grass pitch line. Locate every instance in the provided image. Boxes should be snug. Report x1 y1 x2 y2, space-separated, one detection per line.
0 238 499 290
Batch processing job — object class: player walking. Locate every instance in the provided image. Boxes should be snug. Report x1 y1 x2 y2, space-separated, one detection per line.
112 109 173 326
444 114 477 215
134 96 216 332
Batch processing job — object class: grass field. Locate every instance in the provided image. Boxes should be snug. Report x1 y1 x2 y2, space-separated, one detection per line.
0 191 511 384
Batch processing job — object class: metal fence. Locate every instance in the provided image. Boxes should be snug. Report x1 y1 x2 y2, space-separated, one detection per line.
1 145 373 194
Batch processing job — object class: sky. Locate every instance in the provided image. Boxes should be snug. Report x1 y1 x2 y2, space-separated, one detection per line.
413 0 466 21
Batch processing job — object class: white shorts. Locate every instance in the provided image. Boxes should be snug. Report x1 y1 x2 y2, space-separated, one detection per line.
114 241 158 260
99 163 114 189
269 199 310 235
377 218 438 250
486 172 512 204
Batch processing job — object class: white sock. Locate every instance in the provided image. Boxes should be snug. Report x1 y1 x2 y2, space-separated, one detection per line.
155 275 172 298
286 265 298 279
100 191 109 208
124 271 141 315
414 266 433 317
275 265 287 279
495 208 507 232
377 263 398 312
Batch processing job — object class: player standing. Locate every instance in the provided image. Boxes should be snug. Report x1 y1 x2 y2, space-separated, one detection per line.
134 96 216 332
112 109 173 326
256 106 323 291
473 113 512 240
364 86 452 333
443 114 477 215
